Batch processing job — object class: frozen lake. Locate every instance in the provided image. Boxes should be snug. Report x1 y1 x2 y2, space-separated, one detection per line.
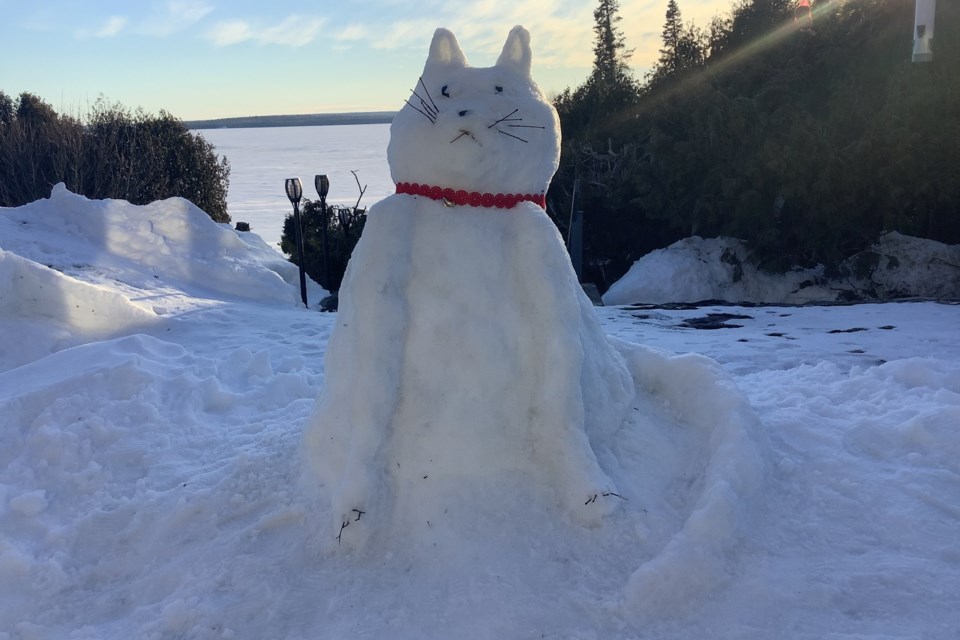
197 124 393 253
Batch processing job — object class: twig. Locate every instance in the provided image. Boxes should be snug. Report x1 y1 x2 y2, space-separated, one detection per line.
488 108 519 128
350 170 367 213
497 130 528 143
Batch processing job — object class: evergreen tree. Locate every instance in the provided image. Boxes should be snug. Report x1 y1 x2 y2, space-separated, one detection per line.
590 0 635 95
647 0 707 89
555 0 640 138
658 0 684 73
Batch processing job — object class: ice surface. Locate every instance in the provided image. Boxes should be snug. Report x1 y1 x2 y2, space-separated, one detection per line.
196 124 393 253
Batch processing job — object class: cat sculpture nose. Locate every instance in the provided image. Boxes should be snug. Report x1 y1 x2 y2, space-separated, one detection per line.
458 110 470 117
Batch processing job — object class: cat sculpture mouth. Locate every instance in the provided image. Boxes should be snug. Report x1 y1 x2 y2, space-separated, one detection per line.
451 129 482 146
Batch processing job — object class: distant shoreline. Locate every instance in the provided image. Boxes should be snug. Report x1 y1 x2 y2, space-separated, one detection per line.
186 111 396 130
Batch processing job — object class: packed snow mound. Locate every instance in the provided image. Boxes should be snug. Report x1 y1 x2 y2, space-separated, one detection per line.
604 237 830 305
862 231 960 299
0 183 317 308
0 249 158 370
303 25 769 614
604 233 960 305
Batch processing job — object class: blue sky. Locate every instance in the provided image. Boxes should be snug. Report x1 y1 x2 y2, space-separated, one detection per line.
1 0 735 121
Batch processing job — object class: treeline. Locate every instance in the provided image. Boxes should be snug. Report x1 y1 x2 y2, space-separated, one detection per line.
185 111 395 131
549 0 960 290
0 93 230 222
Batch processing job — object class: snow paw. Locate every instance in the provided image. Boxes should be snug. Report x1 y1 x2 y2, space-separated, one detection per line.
333 507 370 550
567 486 625 526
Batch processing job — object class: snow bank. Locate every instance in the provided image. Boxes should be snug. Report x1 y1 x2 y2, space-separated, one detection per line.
604 234 960 305
0 248 159 370
864 231 960 299
0 183 315 308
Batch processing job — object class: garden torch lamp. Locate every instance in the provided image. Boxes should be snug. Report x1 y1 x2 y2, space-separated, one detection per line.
315 175 331 292
285 177 308 308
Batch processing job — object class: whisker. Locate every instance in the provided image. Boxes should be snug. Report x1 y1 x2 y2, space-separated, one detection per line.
498 129 528 143
418 77 439 112
450 131 469 143
409 89 438 116
404 99 436 123
488 108 519 128
508 124 545 129
420 98 438 116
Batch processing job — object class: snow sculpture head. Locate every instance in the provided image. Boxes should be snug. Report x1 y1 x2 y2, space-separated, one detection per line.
388 26 561 196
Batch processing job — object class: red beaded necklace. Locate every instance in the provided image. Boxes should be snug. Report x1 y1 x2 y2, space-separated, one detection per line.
395 182 546 210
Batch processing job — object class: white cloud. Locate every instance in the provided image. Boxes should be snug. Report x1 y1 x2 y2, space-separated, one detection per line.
348 1 597 68
258 16 324 47
74 15 127 39
168 0 215 24
206 19 252 46
139 0 215 36
335 24 369 42
96 16 128 37
205 15 325 47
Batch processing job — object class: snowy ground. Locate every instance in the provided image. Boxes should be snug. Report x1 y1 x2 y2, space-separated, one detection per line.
2 188 959 639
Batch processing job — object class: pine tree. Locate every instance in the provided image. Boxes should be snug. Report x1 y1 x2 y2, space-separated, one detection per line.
553 0 640 138
659 0 683 72
647 0 706 89
589 0 637 99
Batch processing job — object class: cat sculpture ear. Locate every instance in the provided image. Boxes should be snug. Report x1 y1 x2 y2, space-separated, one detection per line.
495 25 532 78
426 28 468 68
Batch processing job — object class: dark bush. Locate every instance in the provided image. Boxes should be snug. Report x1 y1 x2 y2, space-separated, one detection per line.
0 93 230 222
280 200 366 292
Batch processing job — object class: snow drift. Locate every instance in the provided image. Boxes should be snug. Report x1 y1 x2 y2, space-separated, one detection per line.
604 233 960 306
0 183 320 313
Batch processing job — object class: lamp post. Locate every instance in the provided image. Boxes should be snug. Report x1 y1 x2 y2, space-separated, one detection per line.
285 177 308 308
315 175 331 291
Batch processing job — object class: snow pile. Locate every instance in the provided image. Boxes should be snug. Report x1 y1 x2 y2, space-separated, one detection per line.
0 248 158 369
863 231 960 299
604 233 960 305
0 183 320 313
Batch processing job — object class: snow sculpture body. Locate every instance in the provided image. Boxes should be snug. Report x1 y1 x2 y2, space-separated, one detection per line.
304 26 637 547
